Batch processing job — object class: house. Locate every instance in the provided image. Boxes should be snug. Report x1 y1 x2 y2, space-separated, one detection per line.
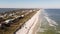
0 19 14 29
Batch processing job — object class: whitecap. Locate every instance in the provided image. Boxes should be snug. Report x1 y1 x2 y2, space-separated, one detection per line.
44 16 58 27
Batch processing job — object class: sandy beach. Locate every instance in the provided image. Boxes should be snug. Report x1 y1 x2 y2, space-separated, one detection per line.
29 10 42 34
16 10 41 34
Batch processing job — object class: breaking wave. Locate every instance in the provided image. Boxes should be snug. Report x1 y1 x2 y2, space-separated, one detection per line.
43 9 58 27
36 9 60 34
44 15 58 27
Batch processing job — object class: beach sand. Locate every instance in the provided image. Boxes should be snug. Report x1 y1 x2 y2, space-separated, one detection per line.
28 10 42 34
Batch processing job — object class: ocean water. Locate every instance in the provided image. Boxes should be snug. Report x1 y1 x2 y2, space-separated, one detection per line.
36 9 60 34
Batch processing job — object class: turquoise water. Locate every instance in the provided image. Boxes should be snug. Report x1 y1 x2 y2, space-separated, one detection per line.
37 9 60 34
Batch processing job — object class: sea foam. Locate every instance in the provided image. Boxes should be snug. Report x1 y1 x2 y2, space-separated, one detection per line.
44 16 58 27
43 9 58 27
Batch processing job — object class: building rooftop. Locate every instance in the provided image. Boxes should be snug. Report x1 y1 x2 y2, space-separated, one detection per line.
0 9 40 34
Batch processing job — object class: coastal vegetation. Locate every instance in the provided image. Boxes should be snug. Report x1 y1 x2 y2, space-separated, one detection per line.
0 8 39 34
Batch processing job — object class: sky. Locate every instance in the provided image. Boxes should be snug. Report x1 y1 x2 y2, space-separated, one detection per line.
0 0 60 8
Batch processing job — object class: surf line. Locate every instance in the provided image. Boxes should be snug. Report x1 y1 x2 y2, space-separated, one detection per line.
44 16 58 27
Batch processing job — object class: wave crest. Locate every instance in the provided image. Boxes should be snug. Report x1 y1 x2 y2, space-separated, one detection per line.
44 16 58 27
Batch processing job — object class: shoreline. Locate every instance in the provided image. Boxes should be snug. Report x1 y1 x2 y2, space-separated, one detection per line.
16 10 41 34
28 10 42 34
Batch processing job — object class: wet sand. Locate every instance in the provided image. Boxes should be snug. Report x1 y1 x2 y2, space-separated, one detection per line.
32 10 42 34
28 10 42 34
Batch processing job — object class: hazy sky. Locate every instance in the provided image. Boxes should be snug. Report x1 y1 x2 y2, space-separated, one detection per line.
0 0 60 8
